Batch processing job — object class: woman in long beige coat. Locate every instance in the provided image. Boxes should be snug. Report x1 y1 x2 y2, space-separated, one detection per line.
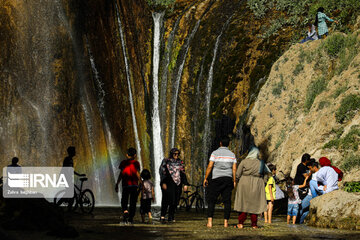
234 147 267 228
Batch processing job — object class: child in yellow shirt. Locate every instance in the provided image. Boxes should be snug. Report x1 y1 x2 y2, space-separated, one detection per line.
264 164 276 224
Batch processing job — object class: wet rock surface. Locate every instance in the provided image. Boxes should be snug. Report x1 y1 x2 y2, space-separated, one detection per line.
3 208 360 240
308 190 360 230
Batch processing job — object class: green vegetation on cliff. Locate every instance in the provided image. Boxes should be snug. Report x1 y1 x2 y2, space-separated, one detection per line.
304 77 327 112
247 0 360 40
146 0 176 7
323 126 360 151
335 94 360 123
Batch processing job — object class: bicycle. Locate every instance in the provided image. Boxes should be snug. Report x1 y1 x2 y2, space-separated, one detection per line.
179 184 205 213
54 175 95 214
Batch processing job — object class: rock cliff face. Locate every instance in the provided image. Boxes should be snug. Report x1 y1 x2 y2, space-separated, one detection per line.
247 29 360 181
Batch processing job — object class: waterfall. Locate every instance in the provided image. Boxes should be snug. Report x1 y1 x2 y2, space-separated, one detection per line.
114 1 142 169
152 12 165 205
87 40 119 203
203 15 233 174
170 19 201 148
160 16 181 128
190 56 206 182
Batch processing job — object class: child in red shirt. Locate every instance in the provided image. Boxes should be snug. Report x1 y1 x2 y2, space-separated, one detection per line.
115 148 140 224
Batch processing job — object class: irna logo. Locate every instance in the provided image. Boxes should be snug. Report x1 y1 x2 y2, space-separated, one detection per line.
7 172 69 188
3 167 74 198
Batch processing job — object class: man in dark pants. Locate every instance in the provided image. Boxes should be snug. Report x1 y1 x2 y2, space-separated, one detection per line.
203 136 237 228
115 148 141 224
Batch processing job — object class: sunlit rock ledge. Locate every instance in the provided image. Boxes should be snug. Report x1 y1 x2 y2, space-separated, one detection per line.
308 190 360 230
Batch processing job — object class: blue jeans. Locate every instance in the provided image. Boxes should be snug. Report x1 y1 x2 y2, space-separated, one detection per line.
300 36 315 43
310 180 324 198
287 204 299 217
299 195 312 224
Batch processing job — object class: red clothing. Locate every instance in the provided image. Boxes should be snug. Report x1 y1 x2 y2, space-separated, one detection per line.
319 157 343 181
238 212 258 227
119 159 140 186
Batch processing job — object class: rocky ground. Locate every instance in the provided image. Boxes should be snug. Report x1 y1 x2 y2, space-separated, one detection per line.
2 207 360 240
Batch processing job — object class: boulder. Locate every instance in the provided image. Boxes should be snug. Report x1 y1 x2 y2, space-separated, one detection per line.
308 190 360 230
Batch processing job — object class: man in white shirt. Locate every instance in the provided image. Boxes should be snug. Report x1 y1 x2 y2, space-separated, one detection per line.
309 160 338 198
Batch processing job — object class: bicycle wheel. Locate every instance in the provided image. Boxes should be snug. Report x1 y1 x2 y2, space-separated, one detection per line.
80 189 95 214
178 197 188 211
196 197 205 213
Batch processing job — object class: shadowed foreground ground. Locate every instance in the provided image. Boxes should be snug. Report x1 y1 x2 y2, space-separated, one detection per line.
6 207 360 240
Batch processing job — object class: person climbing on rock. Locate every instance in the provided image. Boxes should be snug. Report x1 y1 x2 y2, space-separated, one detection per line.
115 147 141 224
315 7 338 39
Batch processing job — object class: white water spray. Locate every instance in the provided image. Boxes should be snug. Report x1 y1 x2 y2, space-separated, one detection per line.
152 12 165 205
203 16 233 173
114 2 143 169
87 41 119 203
170 20 201 148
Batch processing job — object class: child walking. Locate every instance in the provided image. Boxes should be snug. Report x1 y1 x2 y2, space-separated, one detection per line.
286 176 309 224
115 148 141 224
264 164 276 224
140 169 155 223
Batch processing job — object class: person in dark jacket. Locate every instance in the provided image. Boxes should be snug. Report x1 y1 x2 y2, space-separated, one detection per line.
159 148 189 223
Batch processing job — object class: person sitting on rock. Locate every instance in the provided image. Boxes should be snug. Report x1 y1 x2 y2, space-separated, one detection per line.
318 157 343 182
300 23 318 43
309 157 339 198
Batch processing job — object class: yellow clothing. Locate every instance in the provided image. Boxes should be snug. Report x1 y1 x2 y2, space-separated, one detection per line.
265 176 276 200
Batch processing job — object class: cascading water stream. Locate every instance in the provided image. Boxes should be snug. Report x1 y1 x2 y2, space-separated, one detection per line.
159 16 181 129
190 56 206 182
152 12 165 205
203 15 234 175
114 1 143 169
57 2 119 204
170 20 201 148
86 40 118 203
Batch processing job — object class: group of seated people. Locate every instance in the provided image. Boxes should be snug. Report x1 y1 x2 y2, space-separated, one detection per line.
291 153 343 224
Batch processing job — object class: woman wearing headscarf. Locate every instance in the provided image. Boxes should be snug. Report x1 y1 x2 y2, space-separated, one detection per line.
159 148 189 223
234 147 268 229
315 7 338 39
319 157 343 182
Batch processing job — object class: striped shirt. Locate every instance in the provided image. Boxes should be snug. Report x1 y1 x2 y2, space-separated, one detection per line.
209 147 236 179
